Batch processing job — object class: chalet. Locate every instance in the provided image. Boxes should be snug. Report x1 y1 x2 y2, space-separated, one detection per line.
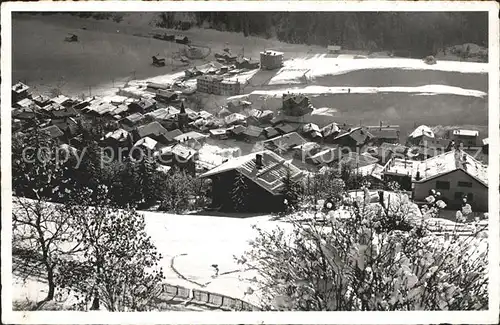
235 57 260 70
122 112 145 126
40 125 64 143
263 132 306 154
301 123 323 140
411 150 488 211
14 98 36 110
282 93 313 117
227 99 252 112
128 98 157 113
102 128 132 154
51 107 79 119
293 142 322 161
407 125 435 145
51 117 80 141
146 82 170 93
209 128 231 140
354 163 385 188
327 45 342 54
155 90 179 103
451 129 479 147
366 125 400 145
242 125 265 141
109 104 130 117
131 137 160 160
200 150 304 212
228 125 247 139
225 113 247 126
321 123 340 142
175 35 189 44
331 127 374 150
215 51 237 63
156 143 197 175
482 138 488 154
133 121 173 145
260 50 284 70
12 82 30 103
374 142 407 165
264 127 280 139
174 131 209 146
411 136 452 159
184 67 203 79
51 95 73 107
274 123 300 135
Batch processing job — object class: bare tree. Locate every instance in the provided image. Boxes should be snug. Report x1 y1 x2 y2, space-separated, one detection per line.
12 197 83 309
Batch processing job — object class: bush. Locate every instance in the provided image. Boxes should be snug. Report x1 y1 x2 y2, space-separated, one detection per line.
238 192 488 311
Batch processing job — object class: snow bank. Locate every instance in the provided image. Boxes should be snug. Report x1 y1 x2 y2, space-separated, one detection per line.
229 84 486 100
270 56 487 85
142 211 287 305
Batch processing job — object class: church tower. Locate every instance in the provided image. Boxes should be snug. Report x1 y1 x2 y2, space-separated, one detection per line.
178 100 188 131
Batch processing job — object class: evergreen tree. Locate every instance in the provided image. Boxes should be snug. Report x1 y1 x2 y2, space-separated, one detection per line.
280 168 302 212
231 172 248 212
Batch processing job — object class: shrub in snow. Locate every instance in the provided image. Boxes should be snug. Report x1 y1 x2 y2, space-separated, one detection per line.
238 195 488 311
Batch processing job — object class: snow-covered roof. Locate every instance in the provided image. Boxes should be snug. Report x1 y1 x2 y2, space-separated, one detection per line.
174 131 209 143
16 98 35 108
355 163 385 181
51 95 71 105
409 125 435 139
452 129 479 137
12 82 29 93
200 150 303 196
261 50 284 56
105 128 129 141
384 149 488 187
134 136 158 151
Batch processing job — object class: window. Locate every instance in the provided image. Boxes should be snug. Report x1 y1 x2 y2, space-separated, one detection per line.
454 192 464 199
458 181 473 188
467 193 474 202
436 181 450 190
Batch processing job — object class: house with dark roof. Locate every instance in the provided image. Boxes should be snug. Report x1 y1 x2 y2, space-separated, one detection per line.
331 127 374 149
155 90 179 103
122 112 145 126
264 126 280 139
321 123 340 142
40 125 64 143
132 121 173 145
32 94 52 108
50 107 79 119
128 98 157 113
51 117 80 141
200 150 303 212
262 132 306 154
12 82 30 103
156 143 198 175
242 125 265 141
235 57 260 70
102 128 133 155
274 123 300 135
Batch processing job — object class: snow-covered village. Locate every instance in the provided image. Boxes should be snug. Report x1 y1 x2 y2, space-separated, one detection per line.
6 9 493 315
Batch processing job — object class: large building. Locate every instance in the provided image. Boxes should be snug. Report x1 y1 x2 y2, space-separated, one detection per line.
451 129 479 147
260 50 284 70
282 93 314 116
196 75 240 96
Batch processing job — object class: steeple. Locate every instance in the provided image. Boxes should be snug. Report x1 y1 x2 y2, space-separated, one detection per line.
180 101 186 114
178 100 188 131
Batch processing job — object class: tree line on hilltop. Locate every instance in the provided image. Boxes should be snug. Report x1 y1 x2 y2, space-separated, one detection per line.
159 12 488 57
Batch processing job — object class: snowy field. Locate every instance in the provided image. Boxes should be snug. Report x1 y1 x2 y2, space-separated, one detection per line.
229 84 486 100
142 212 288 306
270 55 488 85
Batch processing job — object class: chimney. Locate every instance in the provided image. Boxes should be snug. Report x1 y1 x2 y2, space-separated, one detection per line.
255 154 263 169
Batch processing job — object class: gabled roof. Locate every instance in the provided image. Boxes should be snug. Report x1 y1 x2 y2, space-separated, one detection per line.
355 163 385 181
135 121 169 139
105 128 130 141
174 131 209 143
133 136 158 151
200 150 303 196
225 113 246 125
452 129 479 137
321 122 340 137
158 143 197 161
243 125 264 138
275 123 300 135
409 125 434 139
263 132 306 152
125 112 144 124
40 125 64 139
12 82 29 93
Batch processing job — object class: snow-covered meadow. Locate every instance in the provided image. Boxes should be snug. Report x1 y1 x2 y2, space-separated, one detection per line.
269 55 488 85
